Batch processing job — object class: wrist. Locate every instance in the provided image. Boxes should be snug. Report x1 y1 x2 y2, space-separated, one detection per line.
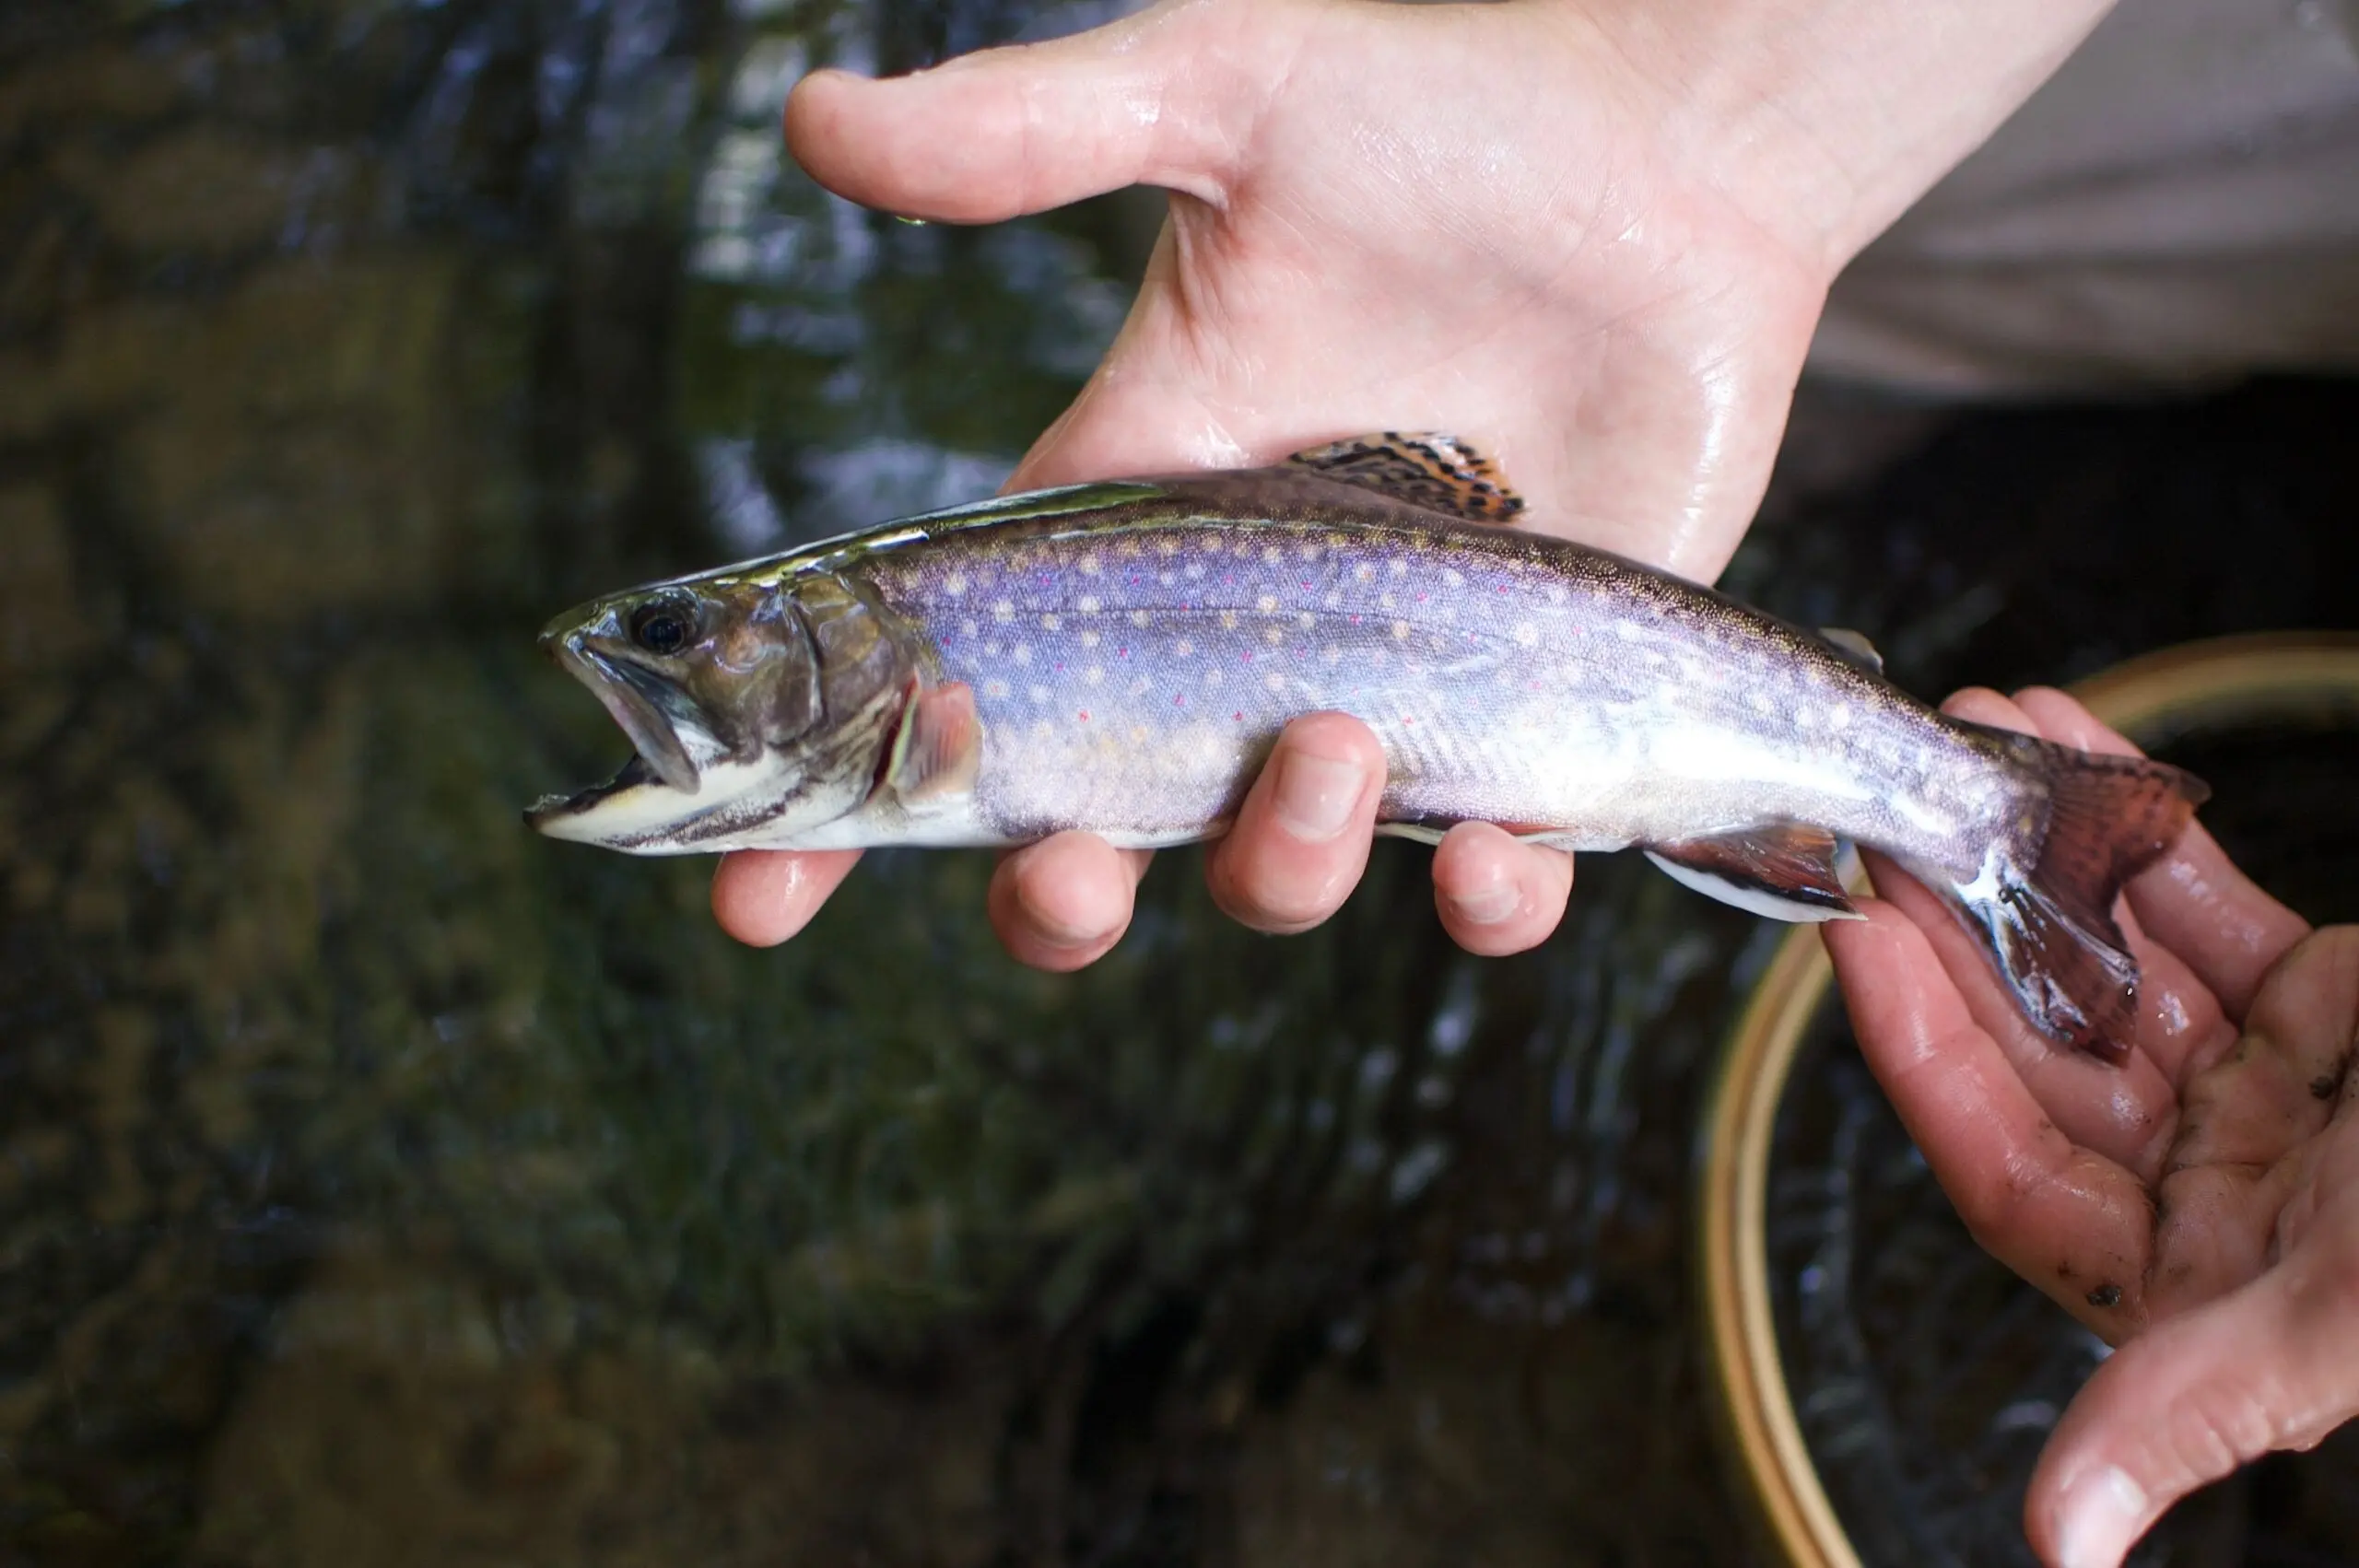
1540 0 2119 272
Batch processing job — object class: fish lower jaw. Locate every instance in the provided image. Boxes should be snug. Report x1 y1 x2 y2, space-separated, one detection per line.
527 752 797 853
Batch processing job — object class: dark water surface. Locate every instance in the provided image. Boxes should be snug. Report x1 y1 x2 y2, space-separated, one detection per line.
3 2 2356 1563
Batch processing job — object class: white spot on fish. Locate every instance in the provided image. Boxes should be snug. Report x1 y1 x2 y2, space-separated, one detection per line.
1390 560 1408 577
982 679 1010 699
1297 612 1315 630
1256 594 1277 614
1185 562 1205 580
1014 644 1033 665
1392 621 1410 641
1084 666 1103 685
1029 685 1050 704
960 619 980 638
1080 554 1102 576
1264 673 1285 692
1131 677 1149 696
992 600 1014 622
1354 563 1375 583
1041 614 1062 631
1513 622 1537 648
1081 628 1100 649
1175 638 1194 657
945 572 968 596
1079 595 1101 615
1205 669 1224 690
1262 626 1284 646
1156 538 1180 556
1830 705 1852 731
1220 610 1238 630
1130 609 1150 628
1262 545 1283 565
1443 568 1464 588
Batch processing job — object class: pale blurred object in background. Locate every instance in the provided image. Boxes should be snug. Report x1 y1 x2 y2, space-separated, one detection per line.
1812 0 2359 392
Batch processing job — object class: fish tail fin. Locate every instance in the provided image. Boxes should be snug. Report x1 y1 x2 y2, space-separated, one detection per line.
1938 728 2209 1062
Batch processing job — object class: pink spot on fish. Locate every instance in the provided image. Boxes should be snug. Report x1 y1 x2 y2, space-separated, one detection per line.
1232 711 1242 721
1078 709 1090 722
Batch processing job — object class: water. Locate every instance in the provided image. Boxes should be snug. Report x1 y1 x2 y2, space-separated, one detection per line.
2 1 2355 1562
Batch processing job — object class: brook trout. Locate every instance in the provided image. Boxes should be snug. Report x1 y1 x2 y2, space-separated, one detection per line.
527 434 2205 1059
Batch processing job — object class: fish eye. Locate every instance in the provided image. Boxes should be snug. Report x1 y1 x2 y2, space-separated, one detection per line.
628 603 693 656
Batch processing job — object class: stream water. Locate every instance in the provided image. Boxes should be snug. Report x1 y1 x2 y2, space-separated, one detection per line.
2 2 2354 1563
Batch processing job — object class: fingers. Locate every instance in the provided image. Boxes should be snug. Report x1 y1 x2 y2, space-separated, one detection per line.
1825 899 2158 1336
2027 1211 2359 1568
1431 823 1575 955
783 0 1279 223
711 849 865 945
1203 712 1384 935
2010 687 2309 1023
987 833 1153 972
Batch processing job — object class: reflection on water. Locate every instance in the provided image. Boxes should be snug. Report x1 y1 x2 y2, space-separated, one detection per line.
0 0 2354 1562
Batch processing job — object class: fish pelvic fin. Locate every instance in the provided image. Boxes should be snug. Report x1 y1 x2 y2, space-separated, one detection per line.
1941 730 2210 1063
1646 824 1862 923
1285 433 1527 524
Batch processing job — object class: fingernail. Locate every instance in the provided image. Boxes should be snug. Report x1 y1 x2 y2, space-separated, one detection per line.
2055 1467 2150 1568
1448 875 1520 927
1272 751 1365 843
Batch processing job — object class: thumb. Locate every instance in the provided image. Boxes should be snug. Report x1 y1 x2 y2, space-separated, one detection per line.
783 0 1284 224
2027 1240 2359 1568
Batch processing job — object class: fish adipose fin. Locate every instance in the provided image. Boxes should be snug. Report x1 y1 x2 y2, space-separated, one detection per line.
1285 433 1527 524
1937 731 2209 1063
1817 626 1884 674
883 681 984 805
1646 825 1861 923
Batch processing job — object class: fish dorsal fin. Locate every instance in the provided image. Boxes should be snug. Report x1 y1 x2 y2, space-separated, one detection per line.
1285 432 1526 524
1645 824 1862 923
883 680 984 806
1817 626 1884 674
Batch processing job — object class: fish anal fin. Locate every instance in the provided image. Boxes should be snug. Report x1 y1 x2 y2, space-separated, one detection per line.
1818 626 1884 674
1937 731 2208 1061
1646 824 1861 923
886 680 984 805
1285 432 1527 525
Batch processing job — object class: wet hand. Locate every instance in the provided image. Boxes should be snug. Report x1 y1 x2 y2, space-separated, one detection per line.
719 0 2113 965
1824 688 2353 1568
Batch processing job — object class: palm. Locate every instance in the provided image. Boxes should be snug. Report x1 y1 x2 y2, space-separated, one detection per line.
1825 685 2357 1567
793 0 1831 580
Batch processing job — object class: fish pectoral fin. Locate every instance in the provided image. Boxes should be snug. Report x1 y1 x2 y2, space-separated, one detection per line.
1817 626 1884 674
886 680 984 805
1373 821 1450 846
1284 433 1526 525
1645 825 1862 923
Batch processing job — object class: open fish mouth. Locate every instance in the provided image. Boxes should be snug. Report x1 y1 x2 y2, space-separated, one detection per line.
526 639 705 832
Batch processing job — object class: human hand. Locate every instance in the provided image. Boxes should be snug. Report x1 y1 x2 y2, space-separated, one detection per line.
1823 686 2353 1568
717 0 2117 966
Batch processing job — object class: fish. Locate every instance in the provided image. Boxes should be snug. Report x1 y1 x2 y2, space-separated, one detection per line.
526 433 2206 1060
